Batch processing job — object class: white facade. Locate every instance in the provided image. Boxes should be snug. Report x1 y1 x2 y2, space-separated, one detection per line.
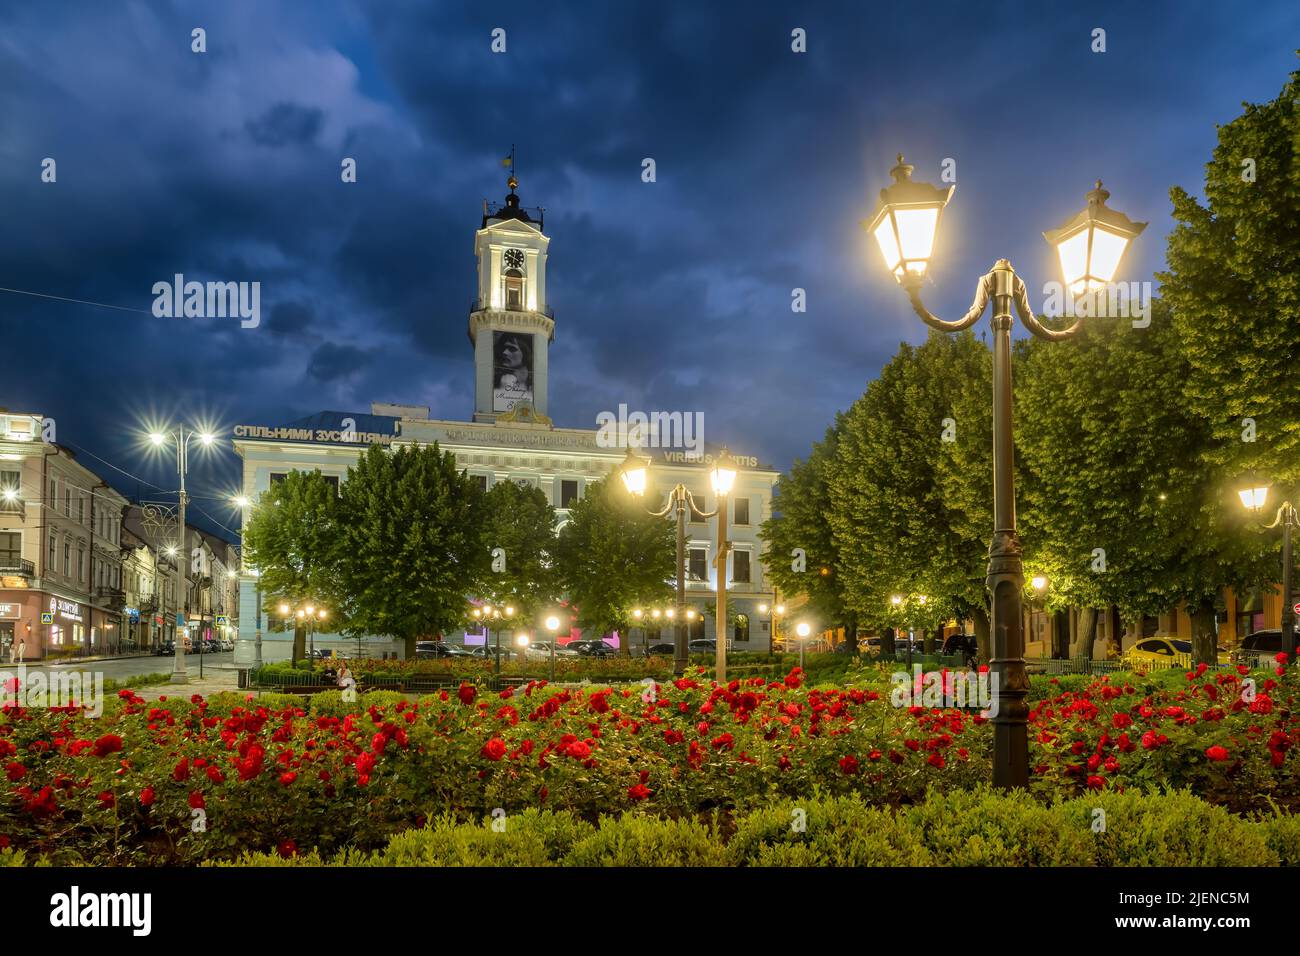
231 177 779 662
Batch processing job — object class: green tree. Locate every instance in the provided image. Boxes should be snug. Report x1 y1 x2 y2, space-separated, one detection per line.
1158 61 1300 656
479 480 560 624
760 417 861 650
241 470 343 663
338 443 488 658
827 329 993 653
553 477 674 649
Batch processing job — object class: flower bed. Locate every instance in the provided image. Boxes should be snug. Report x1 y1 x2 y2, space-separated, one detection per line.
0 660 1296 864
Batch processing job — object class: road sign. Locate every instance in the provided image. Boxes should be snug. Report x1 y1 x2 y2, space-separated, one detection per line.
216 615 228 627
40 612 53 624
176 613 186 627
1293 602 1299 617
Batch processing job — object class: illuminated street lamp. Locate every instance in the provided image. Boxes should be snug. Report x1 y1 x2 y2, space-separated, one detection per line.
795 621 812 670
145 424 219 684
866 156 1145 789
545 614 561 681
474 602 516 673
616 444 738 676
1238 480 1296 663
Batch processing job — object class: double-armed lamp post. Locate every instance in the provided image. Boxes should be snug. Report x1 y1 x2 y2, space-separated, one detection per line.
1239 482 1296 662
620 447 740 679
866 155 1145 788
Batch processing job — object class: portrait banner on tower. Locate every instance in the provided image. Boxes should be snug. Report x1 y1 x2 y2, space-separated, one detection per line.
493 331 534 411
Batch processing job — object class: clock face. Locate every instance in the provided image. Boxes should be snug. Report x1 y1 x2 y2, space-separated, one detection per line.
504 248 525 270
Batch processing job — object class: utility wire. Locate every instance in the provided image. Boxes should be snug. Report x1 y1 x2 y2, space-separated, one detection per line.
0 286 152 315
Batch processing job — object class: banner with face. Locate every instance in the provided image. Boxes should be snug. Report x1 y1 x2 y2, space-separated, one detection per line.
493 331 534 411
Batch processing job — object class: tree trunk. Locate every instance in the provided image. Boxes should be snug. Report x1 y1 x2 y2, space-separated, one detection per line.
1071 607 1098 660
1107 606 1123 658
922 628 936 655
292 623 305 664
881 626 896 659
1191 599 1217 666
1051 609 1070 659
845 616 859 654
972 606 990 665
404 632 417 660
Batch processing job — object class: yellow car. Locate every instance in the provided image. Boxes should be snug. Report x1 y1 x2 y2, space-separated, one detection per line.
1122 637 1230 673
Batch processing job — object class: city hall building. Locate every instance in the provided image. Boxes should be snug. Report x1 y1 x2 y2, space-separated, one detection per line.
232 177 779 662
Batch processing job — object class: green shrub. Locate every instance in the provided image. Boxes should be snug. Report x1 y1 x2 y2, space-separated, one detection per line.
1057 789 1278 866
376 810 593 867
905 787 1096 865
563 814 728 866
727 794 932 866
1256 807 1300 866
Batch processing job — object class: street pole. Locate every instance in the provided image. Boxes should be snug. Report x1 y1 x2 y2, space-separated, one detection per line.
674 490 687 677
1283 507 1295 661
171 428 189 684
985 261 1029 789
715 495 729 683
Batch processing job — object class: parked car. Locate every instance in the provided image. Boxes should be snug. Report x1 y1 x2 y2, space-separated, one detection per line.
688 639 715 654
415 641 471 659
1123 636 1230 673
460 645 494 658
566 639 617 657
1236 629 1290 667
645 642 675 656
525 641 579 658
155 640 175 656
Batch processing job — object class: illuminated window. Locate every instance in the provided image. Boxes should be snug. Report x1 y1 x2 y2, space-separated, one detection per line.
688 547 708 582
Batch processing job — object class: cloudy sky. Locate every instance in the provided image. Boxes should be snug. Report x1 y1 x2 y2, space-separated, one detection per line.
1 1 1296 535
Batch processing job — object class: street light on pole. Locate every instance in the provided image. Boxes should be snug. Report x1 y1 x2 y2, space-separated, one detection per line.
796 621 811 670
545 614 561 682
147 426 216 684
708 448 740 682
620 446 718 677
867 156 1145 789
1239 481 1296 664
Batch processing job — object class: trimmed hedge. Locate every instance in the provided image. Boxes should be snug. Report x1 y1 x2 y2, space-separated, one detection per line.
200 787 1300 867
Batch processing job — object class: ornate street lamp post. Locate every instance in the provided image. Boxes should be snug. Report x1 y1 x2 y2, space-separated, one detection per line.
1239 481 1296 663
867 155 1145 788
620 447 741 680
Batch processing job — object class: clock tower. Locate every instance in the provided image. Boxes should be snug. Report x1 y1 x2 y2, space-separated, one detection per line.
469 175 554 424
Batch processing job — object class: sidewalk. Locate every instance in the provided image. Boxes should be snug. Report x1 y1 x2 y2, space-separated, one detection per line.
131 669 240 701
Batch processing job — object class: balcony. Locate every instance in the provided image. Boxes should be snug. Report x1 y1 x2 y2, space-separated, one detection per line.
469 298 554 320
97 587 126 610
0 558 35 577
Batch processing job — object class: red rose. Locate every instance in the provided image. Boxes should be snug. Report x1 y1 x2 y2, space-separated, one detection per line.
457 684 476 706
481 738 507 761
140 786 156 807
277 839 297 858
4 762 25 782
868 749 882 761
206 765 225 783
97 791 115 807
1086 775 1105 790
839 755 859 776
1205 745 1230 762
172 758 190 782
563 740 591 760
1140 731 1158 750
627 784 651 801
926 753 945 769
92 734 123 758
188 791 205 809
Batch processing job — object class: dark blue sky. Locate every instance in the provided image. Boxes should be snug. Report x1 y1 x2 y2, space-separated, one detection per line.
2 1 1296 537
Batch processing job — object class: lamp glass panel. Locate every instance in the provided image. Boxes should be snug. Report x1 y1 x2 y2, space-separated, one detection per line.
710 465 737 496
1087 225 1130 286
1238 486 1269 511
873 216 901 272
894 207 940 263
1054 229 1090 291
621 465 648 496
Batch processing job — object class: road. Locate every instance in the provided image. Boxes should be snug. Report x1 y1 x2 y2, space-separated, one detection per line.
8 652 236 683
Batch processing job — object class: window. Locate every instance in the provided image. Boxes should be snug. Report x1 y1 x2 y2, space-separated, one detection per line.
734 614 750 643
269 473 287 486
48 534 56 572
689 496 708 523
0 471 19 513
78 496 85 523
64 488 71 517
48 478 56 505
0 532 19 566
560 480 580 508
78 547 85 582
320 474 340 494
732 550 751 584
688 547 708 582
474 475 488 492
63 542 71 576
733 497 750 525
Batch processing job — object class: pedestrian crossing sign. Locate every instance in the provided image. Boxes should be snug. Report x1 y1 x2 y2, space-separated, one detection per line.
40 612 53 624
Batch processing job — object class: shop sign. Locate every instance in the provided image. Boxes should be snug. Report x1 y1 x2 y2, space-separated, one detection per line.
0 603 20 619
50 597 82 622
